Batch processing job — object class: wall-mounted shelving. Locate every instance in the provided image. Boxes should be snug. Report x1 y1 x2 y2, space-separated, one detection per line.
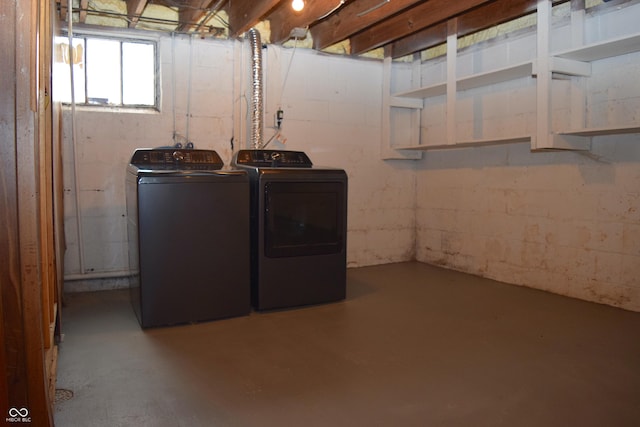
391 62 534 100
457 62 534 91
557 124 640 137
395 135 532 151
381 1 640 159
393 83 446 99
554 32 640 62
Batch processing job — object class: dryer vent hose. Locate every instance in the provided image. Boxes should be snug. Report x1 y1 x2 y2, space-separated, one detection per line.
246 28 264 150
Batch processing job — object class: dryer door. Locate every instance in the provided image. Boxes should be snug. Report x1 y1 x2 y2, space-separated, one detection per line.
264 181 346 258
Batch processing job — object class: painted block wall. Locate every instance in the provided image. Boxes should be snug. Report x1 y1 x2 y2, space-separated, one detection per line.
262 47 417 267
415 5 640 311
416 139 640 312
61 36 416 290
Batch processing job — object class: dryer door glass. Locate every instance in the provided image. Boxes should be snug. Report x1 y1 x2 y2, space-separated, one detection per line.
264 181 345 258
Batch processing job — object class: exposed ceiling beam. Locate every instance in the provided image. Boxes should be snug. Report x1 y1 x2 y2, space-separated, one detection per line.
456 0 537 35
348 0 497 55
228 0 281 38
53 0 587 57
126 0 148 28
177 0 227 32
309 0 423 50
269 0 344 44
389 22 447 59
57 0 88 23
390 0 538 58
79 0 89 22
58 0 68 21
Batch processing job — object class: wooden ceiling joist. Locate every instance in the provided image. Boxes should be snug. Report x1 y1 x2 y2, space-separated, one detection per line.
309 0 423 51
126 0 148 28
58 0 69 21
389 22 448 59
57 0 88 23
348 0 497 55
227 0 281 37
53 0 603 57
177 0 226 32
390 0 539 58
79 0 89 22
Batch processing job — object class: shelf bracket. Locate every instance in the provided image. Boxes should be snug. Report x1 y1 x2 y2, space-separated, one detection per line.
549 57 591 77
390 97 423 109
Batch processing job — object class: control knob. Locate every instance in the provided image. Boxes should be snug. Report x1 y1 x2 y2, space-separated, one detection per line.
270 151 281 167
172 151 185 162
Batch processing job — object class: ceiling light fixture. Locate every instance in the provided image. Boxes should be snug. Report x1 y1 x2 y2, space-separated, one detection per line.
291 0 305 12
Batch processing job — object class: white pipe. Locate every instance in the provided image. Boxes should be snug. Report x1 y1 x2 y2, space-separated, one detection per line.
64 270 132 281
68 0 86 274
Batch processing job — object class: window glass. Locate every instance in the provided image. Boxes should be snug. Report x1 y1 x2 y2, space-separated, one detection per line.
123 42 155 106
86 38 121 105
53 38 86 104
53 34 157 109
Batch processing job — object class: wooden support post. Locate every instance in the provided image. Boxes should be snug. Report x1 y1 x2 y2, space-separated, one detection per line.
1 0 56 424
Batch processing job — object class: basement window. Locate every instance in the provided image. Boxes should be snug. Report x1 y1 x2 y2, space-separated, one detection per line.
54 34 158 109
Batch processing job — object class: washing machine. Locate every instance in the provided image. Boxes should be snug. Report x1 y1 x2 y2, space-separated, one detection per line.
231 149 348 310
126 148 250 327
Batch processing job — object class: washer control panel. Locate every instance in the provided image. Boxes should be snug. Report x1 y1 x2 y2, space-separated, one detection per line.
233 150 312 168
130 149 224 170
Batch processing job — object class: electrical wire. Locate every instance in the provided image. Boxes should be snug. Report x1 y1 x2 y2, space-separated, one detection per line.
317 0 346 20
193 0 227 32
186 34 194 144
281 37 299 99
171 32 178 144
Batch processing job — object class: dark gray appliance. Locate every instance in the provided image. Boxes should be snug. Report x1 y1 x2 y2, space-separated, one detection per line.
231 149 348 311
126 148 250 328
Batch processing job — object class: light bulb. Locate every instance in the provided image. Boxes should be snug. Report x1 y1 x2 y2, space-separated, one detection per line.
291 0 304 12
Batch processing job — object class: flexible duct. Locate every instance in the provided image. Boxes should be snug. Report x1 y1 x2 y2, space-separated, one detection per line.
246 28 264 149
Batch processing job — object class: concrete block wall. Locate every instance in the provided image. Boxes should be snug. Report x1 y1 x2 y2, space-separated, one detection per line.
61 36 416 290
62 37 238 291
263 47 417 267
415 3 640 312
415 138 640 311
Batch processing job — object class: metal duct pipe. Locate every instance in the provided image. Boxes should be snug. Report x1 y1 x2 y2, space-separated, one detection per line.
246 28 264 149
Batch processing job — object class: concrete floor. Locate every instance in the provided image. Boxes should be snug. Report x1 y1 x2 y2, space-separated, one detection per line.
54 262 640 427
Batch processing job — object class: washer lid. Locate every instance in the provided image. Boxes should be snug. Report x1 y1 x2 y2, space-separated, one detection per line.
129 148 224 171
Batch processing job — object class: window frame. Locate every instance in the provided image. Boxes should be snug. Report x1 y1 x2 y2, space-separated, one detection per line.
59 29 160 111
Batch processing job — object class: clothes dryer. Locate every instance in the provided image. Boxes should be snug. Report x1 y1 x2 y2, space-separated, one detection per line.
232 149 347 310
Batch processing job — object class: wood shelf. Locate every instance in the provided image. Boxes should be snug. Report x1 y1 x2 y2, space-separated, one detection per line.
392 61 534 99
393 82 446 98
556 124 640 136
389 96 424 109
554 32 640 62
457 62 533 91
395 135 531 151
